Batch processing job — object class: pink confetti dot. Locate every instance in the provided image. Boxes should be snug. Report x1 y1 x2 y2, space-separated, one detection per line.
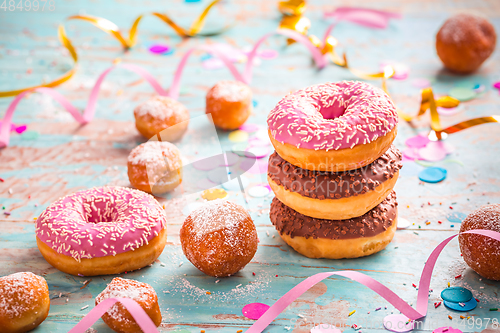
412 78 431 88
148 44 170 54
242 303 270 320
418 141 453 162
402 147 421 160
493 81 500 90
405 133 429 148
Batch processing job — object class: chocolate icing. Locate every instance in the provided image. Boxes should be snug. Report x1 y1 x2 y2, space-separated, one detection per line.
270 191 397 240
268 145 402 200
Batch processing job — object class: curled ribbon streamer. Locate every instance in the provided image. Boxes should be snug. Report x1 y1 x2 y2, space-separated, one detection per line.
0 64 166 148
397 87 500 139
0 0 225 98
68 297 159 333
167 28 327 99
246 230 500 332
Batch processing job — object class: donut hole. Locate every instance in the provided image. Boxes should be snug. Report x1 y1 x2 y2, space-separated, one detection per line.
319 103 346 120
82 196 119 224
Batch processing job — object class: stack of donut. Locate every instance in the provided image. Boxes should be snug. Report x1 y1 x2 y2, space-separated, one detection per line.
267 81 402 259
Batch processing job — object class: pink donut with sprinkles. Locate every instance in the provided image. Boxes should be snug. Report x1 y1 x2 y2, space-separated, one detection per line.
267 81 398 171
35 186 168 276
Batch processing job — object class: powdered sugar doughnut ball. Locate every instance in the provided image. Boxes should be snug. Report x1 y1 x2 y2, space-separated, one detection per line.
134 96 189 141
0 272 50 333
180 200 258 277
436 13 496 73
459 204 500 280
95 277 161 333
206 80 252 130
127 141 183 194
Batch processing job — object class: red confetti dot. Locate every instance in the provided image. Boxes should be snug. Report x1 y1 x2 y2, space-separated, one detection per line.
455 275 461 279
0 178 4 182
252 272 255 276
449 206 453 209
275 275 278 277
438 221 442 224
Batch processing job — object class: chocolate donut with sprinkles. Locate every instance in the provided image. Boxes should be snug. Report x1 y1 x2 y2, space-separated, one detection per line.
270 191 398 259
268 145 402 220
267 81 398 172
35 186 168 276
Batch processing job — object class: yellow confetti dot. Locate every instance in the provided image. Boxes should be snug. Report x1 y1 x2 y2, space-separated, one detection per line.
206 291 211 295
228 130 249 143
202 188 227 201
426 221 431 225
448 282 450 287
348 310 356 316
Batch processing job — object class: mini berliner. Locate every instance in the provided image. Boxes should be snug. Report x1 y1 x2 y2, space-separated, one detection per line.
180 200 258 277
127 141 183 195
0 272 50 333
206 80 252 130
436 13 496 74
459 204 500 280
134 96 189 141
95 277 161 333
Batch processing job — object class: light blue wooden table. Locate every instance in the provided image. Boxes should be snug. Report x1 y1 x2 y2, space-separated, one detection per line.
1 0 500 332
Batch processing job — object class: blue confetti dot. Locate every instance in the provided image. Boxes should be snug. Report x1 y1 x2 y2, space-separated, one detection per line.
444 298 477 312
418 167 447 183
200 54 212 61
252 100 258 108
447 212 467 223
441 286 473 303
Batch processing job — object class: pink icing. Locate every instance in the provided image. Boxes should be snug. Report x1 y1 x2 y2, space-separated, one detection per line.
267 81 398 151
35 186 167 262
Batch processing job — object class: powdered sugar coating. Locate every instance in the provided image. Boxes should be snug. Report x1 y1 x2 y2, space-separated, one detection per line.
95 277 159 327
128 141 182 170
459 204 500 280
267 81 398 151
180 200 258 277
134 96 188 123
35 186 167 261
207 80 252 103
0 272 48 320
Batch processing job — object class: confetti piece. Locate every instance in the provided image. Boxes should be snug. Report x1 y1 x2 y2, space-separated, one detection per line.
252 100 258 107
349 310 356 316
402 147 421 160
405 134 430 148
418 167 447 183
448 315 453 320
397 217 411 229
248 185 270 198
433 327 463 333
437 106 461 116
242 303 270 320
493 81 500 91
201 188 227 200
490 308 498 311
0 178 3 182
412 78 431 88
14 124 27 134
4 211 11 216
473 84 485 93
441 287 473 303
446 212 466 223
80 305 89 310
239 123 259 132
455 275 461 279
148 44 171 54
383 314 414 332
443 298 477 312
311 325 341 333
418 142 451 162
434 301 441 308
449 87 476 102
228 130 249 142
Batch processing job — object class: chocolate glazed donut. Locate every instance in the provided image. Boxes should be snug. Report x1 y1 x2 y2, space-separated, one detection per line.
270 191 398 259
268 145 402 220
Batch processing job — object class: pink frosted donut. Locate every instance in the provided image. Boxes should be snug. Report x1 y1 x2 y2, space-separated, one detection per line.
35 186 168 276
267 81 398 171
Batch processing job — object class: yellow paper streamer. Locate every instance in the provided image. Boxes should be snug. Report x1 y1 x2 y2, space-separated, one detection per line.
395 87 500 139
0 0 225 98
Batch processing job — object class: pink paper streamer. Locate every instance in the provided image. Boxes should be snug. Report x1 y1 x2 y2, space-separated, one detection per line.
0 64 167 148
68 297 159 333
323 7 401 44
246 230 500 333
